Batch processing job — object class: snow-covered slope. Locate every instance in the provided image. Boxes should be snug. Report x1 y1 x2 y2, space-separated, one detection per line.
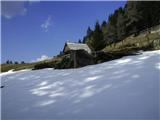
1 50 160 120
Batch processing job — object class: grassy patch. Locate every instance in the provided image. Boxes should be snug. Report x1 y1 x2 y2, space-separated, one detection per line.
1 56 63 72
1 63 35 72
103 32 160 52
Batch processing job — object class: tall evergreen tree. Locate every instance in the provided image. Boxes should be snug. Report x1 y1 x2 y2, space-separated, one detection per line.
91 21 104 51
83 27 94 47
116 7 126 40
14 61 19 64
138 1 160 29
87 27 92 36
21 61 25 64
105 12 118 44
9 61 13 64
78 39 82 43
124 1 142 35
101 21 107 35
101 21 108 45
6 60 9 64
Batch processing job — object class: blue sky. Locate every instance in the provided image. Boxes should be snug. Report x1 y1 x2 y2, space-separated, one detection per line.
1 1 126 63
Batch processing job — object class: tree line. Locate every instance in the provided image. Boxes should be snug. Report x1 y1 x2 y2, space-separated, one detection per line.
5 60 25 64
81 1 160 51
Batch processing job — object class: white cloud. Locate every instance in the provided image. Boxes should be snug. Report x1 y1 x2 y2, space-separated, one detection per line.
32 55 50 62
1 1 40 19
41 16 52 32
1 1 27 19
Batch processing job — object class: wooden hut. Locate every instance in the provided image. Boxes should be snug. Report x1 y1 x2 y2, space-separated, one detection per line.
63 42 93 68
63 42 92 54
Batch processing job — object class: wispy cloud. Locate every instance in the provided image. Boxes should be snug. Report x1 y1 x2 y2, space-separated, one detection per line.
1 1 40 19
41 16 52 32
1 1 27 19
31 55 50 62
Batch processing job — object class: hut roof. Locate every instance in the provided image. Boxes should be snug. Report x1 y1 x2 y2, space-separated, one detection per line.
63 42 92 54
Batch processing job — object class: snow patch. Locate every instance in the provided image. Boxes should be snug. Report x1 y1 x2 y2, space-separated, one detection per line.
1 50 160 119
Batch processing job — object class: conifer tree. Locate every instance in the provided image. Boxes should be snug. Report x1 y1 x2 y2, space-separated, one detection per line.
92 21 104 51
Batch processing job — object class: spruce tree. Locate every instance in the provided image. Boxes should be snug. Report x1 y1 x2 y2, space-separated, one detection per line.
78 39 82 43
92 21 104 51
14 61 19 64
6 60 9 64
116 7 126 41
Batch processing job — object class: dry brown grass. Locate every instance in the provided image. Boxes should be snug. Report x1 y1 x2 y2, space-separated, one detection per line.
103 32 160 53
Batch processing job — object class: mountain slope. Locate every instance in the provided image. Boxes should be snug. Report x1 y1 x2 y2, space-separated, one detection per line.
1 50 160 120
103 28 160 52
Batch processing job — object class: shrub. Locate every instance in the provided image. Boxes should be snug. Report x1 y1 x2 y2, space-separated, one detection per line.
33 62 55 70
55 56 73 69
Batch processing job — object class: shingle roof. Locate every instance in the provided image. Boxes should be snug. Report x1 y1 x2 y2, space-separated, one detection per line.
65 42 92 54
